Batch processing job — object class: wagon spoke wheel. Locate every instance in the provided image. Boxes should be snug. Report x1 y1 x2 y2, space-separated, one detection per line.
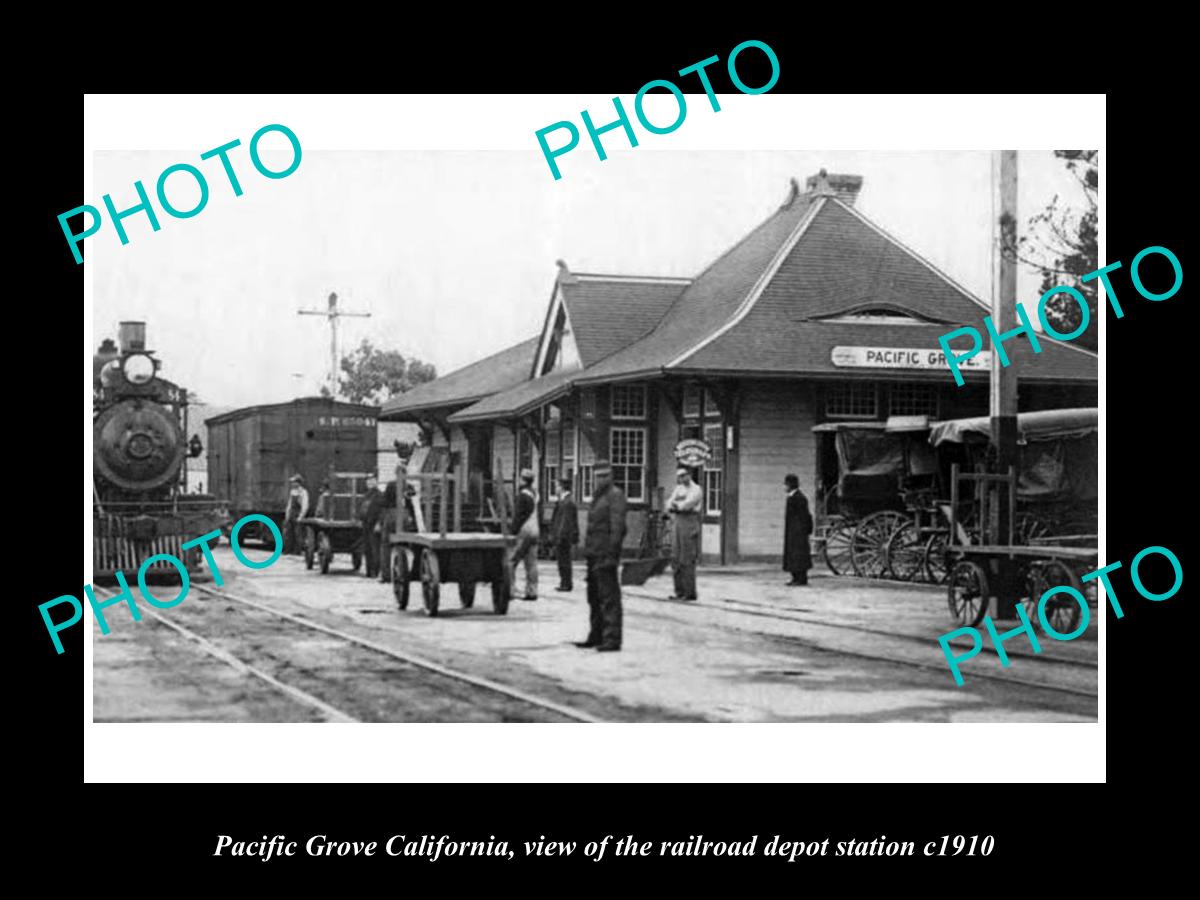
317 532 333 575
492 555 512 615
303 527 316 570
885 521 925 582
851 511 909 579
420 551 441 617
1030 558 1084 637
821 518 854 576
948 560 990 627
459 581 476 608
922 531 950 584
392 549 410 611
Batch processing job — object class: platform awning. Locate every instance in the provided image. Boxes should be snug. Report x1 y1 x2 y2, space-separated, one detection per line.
447 369 576 424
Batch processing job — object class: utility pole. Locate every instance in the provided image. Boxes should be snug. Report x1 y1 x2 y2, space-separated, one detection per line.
992 150 1019 618
298 292 371 398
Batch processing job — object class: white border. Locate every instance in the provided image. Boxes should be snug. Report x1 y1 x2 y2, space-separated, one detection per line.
84 94 1105 783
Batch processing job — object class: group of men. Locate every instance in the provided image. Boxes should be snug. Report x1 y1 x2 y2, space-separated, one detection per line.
508 462 625 652
281 461 815 655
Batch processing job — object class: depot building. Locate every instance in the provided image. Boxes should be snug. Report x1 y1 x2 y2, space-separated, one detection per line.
381 171 1098 563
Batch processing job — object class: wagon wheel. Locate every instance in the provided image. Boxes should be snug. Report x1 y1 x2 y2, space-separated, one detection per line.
317 532 333 575
392 549 410 611
420 550 441 617
821 518 855 576
492 555 513 615
885 521 925 582
948 559 990 626
1026 558 1084 637
923 531 950 584
851 511 909 578
351 551 363 572
302 526 316 570
459 581 476 608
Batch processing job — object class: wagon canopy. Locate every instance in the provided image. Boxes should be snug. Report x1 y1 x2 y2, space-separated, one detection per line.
927 407 1097 446
929 408 1098 503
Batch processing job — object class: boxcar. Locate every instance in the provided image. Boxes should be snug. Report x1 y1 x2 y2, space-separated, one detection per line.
206 398 380 543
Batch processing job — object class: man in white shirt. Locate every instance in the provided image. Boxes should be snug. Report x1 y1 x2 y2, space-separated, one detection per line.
283 474 310 555
667 467 703 600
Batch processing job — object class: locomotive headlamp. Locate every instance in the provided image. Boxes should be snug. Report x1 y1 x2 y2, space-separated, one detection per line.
122 353 155 385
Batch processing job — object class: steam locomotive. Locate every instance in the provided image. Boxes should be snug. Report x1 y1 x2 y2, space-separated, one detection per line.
93 321 224 580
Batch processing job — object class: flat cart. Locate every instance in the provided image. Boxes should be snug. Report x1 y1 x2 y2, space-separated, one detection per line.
298 471 372 574
389 468 514 617
931 409 1098 629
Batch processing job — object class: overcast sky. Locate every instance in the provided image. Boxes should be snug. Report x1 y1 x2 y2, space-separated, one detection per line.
92 148 1087 408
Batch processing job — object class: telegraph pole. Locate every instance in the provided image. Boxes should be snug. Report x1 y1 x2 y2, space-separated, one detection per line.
992 150 1019 617
298 292 371 398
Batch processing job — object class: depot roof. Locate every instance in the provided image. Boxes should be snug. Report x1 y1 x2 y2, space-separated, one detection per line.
379 337 539 419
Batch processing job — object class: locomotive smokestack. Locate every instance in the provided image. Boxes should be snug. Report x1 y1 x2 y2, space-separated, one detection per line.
118 321 146 354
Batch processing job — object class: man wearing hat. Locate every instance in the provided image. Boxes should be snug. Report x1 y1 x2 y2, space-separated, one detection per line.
510 468 540 601
667 467 703 600
283 474 310 555
576 460 627 651
782 474 814 585
550 475 580 591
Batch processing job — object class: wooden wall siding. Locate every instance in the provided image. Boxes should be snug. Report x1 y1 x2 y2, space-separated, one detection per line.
738 381 817 559
492 424 516 483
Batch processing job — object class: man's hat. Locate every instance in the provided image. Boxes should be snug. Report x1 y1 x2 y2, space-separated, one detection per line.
593 459 612 477
289 473 305 484
676 467 690 477
520 468 535 481
559 475 573 488
784 473 799 487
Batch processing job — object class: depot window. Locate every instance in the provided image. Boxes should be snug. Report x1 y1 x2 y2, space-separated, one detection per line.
610 426 646 501
888 383 939 417
611 385 647 420
826 383 878 419
703 423 724 516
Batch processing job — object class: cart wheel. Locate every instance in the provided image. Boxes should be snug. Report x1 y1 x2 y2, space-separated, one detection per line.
1026 559 1083 636
491 577 511 615
821 518 854 576
392 549 410 611
420 551 441 617
851 511 908 578
459 581 476 608
885 521 925 582
923 532 950 584
303 526 316 570
948 560 990 626
351 551 362 572
318 532 333 574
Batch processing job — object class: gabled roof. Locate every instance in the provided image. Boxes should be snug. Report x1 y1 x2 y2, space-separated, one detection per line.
380 337 538 419
676 199 1096 382
573 189 823 384
560 274 689 368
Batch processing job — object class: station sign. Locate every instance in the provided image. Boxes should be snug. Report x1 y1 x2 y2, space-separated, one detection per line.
674 438 713 467
831 346 992 371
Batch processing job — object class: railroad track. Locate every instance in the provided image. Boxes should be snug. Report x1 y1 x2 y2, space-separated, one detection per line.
620 590 1098 700
93 585 602 723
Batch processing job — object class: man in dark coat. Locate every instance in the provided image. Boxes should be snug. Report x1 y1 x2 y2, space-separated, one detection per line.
358 475 385 578
576 460 627 652
550 476 580 591
783 473 813 585
378 481 398 583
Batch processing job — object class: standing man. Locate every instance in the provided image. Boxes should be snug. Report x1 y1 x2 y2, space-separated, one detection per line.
378 480 398 583
283 474 310 555
510 469 540 601
550 475 580 591
576 460 627 652
783 474 814 586
667 467 703 601
358 474 384 578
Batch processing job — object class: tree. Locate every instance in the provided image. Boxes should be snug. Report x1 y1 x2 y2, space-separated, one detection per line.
1002 150 1098 351
336 339 437 404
